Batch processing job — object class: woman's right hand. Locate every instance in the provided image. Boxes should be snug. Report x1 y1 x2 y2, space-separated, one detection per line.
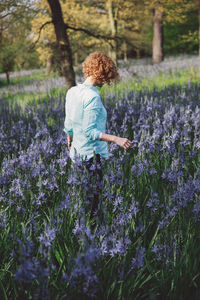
114 137 132 150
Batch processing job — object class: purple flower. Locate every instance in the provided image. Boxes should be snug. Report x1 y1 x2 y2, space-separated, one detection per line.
15 257 39 282
131 247 146 269
59 194 71 211
128 201 139 217
39 227 57 247
135 223 145 233
193 199 200 217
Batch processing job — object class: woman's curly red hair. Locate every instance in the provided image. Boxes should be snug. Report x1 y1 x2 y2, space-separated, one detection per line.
82 51 119 85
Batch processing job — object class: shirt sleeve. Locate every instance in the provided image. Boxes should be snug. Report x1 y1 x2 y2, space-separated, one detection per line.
63 93 73 135
83 96 102 141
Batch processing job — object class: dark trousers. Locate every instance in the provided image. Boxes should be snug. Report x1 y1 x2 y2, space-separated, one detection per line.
82 154 103 219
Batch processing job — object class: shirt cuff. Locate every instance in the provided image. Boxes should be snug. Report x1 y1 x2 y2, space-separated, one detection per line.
99 132 103 139
63 128 73 135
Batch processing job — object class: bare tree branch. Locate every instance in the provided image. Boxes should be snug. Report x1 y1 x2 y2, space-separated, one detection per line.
0 12 13 19
30 20 137 53
30 21 52 49
65 23 123 48
65 23 137 49
66 23 115 41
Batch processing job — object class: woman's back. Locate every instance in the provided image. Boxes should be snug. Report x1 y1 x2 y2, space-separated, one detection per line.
64 83 108 161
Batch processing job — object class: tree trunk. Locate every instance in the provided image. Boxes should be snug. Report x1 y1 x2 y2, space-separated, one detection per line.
47 0 76 90
46 56 53 75
136 49 140 59
74 52 78 66
122 41 127 62
107 0 118 66
6 72 10 84
152 6 164 64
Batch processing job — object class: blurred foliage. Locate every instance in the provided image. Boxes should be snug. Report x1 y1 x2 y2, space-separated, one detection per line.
0 0 199 75
164 7 198 55
32 0 153 70
0 0 40 78
32 0 199 71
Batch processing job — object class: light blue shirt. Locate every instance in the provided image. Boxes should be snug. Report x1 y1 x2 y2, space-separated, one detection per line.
64 83 108 161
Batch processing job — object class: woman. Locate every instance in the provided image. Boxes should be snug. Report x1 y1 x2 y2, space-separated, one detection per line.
64 51 132 219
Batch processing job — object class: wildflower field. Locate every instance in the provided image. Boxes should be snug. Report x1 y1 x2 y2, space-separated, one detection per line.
0 56 200 299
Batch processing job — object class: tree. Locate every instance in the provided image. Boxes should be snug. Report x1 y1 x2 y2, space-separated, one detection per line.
33 0 151 72
166 0 200 63
195 0 200 57
144 0 200 63
33 0 199 79
106 0 118 65
85 0 151 62
86 0 150 64
0 44 16 84
33 0 112 86
152 4 164 63
164 7 198 55
145 0 165 63
0 0 40 82
46 0 76 89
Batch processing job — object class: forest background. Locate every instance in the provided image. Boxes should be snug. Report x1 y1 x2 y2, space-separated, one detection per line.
0 0 199 88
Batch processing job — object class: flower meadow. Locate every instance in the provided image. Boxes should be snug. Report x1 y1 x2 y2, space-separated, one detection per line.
0 55 199 99
0 66 200 299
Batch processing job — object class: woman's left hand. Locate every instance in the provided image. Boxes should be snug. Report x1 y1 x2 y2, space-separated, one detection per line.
114 136 132 150
67 134 73 150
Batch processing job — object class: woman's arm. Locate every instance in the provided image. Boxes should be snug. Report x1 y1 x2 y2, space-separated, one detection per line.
82 96 132 150
100 133 132 150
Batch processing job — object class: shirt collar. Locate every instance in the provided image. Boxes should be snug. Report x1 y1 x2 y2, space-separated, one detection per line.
78 83 100 94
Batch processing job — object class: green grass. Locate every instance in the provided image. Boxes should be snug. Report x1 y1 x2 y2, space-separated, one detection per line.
0 69 58 88
0 64 199 109
100 66 200 99
0 88 66 110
